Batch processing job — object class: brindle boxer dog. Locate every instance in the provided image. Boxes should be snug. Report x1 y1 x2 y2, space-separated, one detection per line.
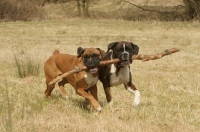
99 41 140 106
44 47 105 112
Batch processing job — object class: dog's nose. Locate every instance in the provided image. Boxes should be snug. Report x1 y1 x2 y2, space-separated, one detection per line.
122 52 128 56
122 52 129 58
88 58 94 62
122 52 129 60
87 58 96 66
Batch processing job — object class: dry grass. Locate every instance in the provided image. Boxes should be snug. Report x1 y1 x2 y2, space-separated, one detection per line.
0 19 200 132
0 0 46 22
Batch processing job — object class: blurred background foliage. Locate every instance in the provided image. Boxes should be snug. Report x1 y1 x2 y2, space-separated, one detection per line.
0 0 199 21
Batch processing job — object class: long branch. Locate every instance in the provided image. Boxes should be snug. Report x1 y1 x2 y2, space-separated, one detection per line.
48 66 87 85
49 48 179 85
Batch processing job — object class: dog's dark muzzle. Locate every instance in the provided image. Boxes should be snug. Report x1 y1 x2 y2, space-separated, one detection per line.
120 52 130 66
122 52 129 60
84 58 100 73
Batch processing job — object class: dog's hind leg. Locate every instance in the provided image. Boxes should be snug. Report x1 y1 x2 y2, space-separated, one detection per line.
124 82 140 107
45 80 55 99
58 79 68 99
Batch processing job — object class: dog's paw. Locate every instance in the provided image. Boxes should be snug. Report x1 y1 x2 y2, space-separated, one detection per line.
47 96 53 100
133 97 140 107
108 100 113 106
133 100 140 107
133 90 140 107
96 106 102 112
93 106 102 115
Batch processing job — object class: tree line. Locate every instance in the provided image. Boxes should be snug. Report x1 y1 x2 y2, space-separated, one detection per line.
0 0 199 21
77 0 200 21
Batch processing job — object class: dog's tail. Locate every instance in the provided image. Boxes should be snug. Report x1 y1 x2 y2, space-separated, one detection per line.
53 50 60 55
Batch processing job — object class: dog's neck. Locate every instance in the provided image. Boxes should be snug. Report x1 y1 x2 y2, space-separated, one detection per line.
110 51 125 76
108 51 130 86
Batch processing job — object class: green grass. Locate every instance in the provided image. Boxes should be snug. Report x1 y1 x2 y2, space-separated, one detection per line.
0 18 200 132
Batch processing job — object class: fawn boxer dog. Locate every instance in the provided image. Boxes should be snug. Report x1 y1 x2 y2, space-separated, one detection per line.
99 41 140 106
44 47 105 112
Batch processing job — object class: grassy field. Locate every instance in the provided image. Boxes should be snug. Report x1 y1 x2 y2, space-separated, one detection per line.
0 18 200 132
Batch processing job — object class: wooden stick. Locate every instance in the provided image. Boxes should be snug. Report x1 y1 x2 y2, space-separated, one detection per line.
49 48 179 85
132 48 180 61
98 48 180 65
48 66 87 85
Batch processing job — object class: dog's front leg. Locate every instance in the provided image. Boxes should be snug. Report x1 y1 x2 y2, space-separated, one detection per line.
124 83 140 107
104 86 113 105
88 85 98 102
100 78 112 105
76 88 101 112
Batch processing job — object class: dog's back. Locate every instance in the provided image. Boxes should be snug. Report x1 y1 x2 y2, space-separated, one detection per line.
44 50 79 80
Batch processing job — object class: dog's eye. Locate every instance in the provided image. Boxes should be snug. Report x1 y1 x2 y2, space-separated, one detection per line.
126 48 131 52
93 54 99 58
84 55 89 59
118 48 124 52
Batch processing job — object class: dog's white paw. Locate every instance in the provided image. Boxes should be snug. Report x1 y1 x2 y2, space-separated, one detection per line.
133 90 140 107
133 97 140 107
96 106 102 112
108 100 113 106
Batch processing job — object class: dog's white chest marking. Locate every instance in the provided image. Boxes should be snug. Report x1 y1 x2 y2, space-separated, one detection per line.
109 51 130 86
109 65 130 86
84 72 98 89
110 52 116 73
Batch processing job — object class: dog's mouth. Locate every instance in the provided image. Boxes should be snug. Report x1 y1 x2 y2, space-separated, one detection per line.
121 60 130 66
89 67 99 73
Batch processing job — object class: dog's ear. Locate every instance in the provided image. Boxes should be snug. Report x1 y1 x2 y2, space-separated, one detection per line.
77 47 85 58
131 43 139 55
97 48 106 60
107 42 118 53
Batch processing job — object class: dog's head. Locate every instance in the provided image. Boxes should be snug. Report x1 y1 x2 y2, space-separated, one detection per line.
107 41 139 66
77 47 104 73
